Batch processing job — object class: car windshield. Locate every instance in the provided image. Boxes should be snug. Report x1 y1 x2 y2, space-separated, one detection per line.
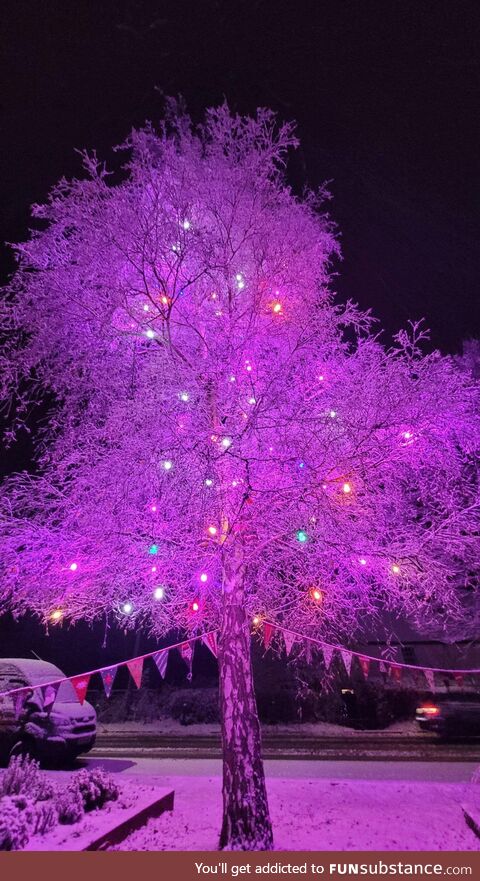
23 670 79 703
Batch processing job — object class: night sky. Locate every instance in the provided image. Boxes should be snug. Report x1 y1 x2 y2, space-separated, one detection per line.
1 1 479 355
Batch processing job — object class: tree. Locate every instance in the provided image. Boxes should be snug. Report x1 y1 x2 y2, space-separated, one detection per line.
1 104 479 849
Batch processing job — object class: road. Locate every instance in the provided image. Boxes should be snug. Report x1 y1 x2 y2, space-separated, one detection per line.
77 755 479 783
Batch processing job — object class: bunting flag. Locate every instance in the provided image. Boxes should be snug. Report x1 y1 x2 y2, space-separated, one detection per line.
41 682 59 712
70 674 91 705
126 658 144 689
152 649 169 679
424 669 435 691
379 661 387 674
340 650 353 676
12 688 31 720
322 644 334 671
263 622 274 649
180 641 194 680
359 656 370 678
454 673 464 688
390 665 402 683
101 665 118 698
202 632 218 658
283 630 296 657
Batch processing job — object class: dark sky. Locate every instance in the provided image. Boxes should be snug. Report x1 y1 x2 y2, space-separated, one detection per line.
1 0 479 354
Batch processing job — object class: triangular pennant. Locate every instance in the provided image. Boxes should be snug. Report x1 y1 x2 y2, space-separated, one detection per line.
322 644 334 671
283 630 296 657
390 665 402 683
101 665 118 698
126 658 144 689
152 649 169 679
424 669 435 691
202 632 218 658
180 642 194 681
359 656 370 678
340 650 353 676
12 688 31 720
263 622 274 649
70 674 91 705
453 673 464 688
41 683 60 712
379 661 387 674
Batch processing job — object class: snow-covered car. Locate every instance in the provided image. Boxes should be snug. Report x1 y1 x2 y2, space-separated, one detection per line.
0 658 96 765
416 693 480 737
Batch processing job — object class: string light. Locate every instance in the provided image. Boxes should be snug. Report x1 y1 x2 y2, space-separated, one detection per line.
252 615 261 626
311 588 322 602
143 304 149 312
391 564 401 575
151 565 157 573
149 544 158 555
329 410 336 419
150 504 157 513
192 600 200 612
318 375 325 381
229 375 236 382
146 329 155 339
153 586 165 601
182 219 191 230
163 460 173 471
50 609 63 622
122 602 134 615
359 558 367 566
69 562 78 572
296 530 308 543
207 525 218 536
204 478 213 487
179 392 190 402
200 572 208 583
342 482 351 494
248 397 256 405
221 437 232 449
272 302 282 314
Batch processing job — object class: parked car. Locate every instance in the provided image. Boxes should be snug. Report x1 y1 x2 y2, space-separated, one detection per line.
415 692 480 737
0 658 96 765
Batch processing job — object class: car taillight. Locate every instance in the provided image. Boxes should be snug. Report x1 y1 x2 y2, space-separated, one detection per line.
417 705 440 715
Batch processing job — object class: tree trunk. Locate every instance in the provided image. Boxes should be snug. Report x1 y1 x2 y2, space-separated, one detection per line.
218 543 273 850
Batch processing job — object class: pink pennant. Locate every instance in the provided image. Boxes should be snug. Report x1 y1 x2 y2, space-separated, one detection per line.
180 642 194 680
71 674 91 705
202 632 218 658
126 658 144 689
101 666 118 698
263 622 274 649
283 630 296 657
41 683 59 712
153 649 169 679
359 657 370 678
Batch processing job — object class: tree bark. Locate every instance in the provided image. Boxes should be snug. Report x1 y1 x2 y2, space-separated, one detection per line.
218 542 273 850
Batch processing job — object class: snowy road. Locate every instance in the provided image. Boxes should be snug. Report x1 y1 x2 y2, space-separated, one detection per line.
76 754 478 783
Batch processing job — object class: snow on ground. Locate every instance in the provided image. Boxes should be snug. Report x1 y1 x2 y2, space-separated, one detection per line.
109 773 480 851
99 719 420 737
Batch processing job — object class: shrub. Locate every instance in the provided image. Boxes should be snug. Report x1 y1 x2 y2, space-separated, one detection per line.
0 755 40 797
168 688 219 724
70 768 119 811
0 796 30 851
30 800 58 836
56 787 84 825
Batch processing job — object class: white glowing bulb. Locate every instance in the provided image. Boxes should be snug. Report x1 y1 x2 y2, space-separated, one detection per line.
272 302 282 313
237 281 245 290
200 573 208 583
182 219 191 230
329 410 336 418
163 460 173 471
359 558 367 566
204 478 213 487
69 562 78 572
146 329 155 339
179 392 190 402
248 397 256 405
342 482 351 494
150 504 157 513
122 602 133 615
221 437 232 449
151 565 157 573
50 609 63 622
318 374 325 381
391 564 401 575
235 274 243 282
207 526 217 536
143 303 150 312
229 375 236 382
253 616 260 626
153 586 165 601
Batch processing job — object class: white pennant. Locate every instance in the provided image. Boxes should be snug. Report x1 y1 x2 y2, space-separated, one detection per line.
340 650 353 676
283 630 296 657
322 644 334 671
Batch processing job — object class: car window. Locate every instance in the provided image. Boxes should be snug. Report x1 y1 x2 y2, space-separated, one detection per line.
23 670 79 703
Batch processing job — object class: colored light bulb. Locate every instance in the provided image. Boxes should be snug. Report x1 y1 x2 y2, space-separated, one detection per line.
311 588 322 602
342 482 351 494
153 586 165 601
391 564 401 575
163 460 173 470
50 609 63 622
200 573 208 583
122 602 133 615
146 329 155 339
69 562 78 571
149 544 158 555
208 526 217 536
296 530 308 543
192 600 200 612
